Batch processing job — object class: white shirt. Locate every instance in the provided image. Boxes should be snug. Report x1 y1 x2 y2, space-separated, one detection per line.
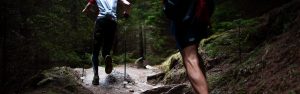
95 0 118 20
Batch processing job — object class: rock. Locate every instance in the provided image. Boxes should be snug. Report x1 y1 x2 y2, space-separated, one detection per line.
169 60 180 70
135 57 145 68
141 84 189 94
129 89 134 92
141 85 175 94
165 84 189 94
64 85 77 92
147 72 165 85
105 75 118 84
162 68 187 84
104 71 135 85
160 52 183 72
23 67 93 94
145 65 155 69
135 57 150 68
36 77 53 86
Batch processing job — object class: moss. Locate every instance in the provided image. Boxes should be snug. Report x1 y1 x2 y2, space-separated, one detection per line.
207 73 223 89
201 31 235 58
160 52 182 72
195 0 299 93
157 52 189 84
288 90 297 94
162 68 187 84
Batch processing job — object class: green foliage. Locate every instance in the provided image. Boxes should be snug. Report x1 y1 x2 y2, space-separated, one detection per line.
201 32 232 57
115 0 174 64
209 47 264 93
1 0 96 92
212 18 258 32
112 53 136 64
26 0 94 66
211 0 260 33
145 54 166 65
207 73 223 92
202 18 259 58
212 1 240 23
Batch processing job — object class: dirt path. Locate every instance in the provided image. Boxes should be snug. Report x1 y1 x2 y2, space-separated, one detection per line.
73 64 162 94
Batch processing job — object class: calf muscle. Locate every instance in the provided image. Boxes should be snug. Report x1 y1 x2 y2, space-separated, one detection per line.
181 45 208 94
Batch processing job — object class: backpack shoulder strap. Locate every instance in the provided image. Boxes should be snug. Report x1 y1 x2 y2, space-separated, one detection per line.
182 0 197 22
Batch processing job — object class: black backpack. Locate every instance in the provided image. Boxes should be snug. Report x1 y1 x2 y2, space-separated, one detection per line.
163 0 215 23
163 0 197 23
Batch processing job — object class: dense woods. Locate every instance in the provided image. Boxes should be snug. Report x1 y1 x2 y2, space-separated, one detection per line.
1 0 299 93
0 0 171 93
1 0 93 92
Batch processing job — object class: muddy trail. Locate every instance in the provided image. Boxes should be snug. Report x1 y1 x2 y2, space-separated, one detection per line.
73 64 163 94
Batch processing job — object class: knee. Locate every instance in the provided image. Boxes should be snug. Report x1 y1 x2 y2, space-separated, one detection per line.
184 56 197 64
183 53 199 66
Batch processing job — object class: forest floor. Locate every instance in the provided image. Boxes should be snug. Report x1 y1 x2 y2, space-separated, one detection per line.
73 64 163 94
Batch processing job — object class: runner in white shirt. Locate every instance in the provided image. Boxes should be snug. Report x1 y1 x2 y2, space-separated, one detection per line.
82 0 130 85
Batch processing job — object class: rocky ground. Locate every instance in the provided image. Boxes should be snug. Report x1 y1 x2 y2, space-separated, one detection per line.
73 64 164 94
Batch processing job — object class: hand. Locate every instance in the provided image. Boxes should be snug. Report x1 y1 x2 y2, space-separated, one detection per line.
123 11 130 19
121 0 130 6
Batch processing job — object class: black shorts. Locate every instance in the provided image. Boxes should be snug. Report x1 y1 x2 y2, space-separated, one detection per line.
171 20 209 51
93 17 117 57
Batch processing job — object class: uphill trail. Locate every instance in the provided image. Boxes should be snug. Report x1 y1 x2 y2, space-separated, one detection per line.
74 64 162 94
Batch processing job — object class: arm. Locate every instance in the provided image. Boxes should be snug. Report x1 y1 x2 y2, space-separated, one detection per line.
120 0 131 17
120 0 131 6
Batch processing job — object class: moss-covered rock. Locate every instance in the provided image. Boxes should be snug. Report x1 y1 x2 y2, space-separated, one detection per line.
158 52 188 84
23 67 92 94
160 52 183 72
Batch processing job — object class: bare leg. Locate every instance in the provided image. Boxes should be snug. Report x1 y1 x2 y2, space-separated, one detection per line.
181 45 208 94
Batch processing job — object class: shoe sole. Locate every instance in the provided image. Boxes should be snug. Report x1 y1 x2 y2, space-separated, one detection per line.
92 77 99 85
105 55 113 74
92 81 99 85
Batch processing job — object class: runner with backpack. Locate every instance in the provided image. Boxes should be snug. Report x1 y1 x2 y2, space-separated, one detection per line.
163 0 214 93
82 0 130 85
